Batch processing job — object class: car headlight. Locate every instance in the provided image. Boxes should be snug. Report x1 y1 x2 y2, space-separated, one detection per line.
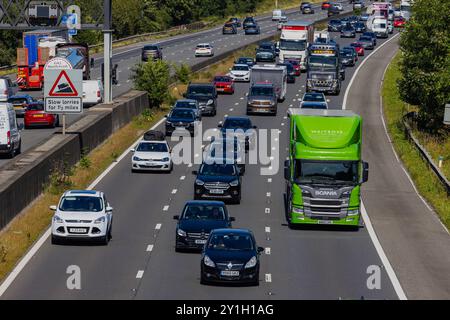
161 157 170 162
195 179 205 186
245 256 257 269
53 215 63 223
327 75 333 80
348 209 359 216
165 120 172 125
133 156 143 161
204 255 215 268
207 99 214 105
229 180 239 187
293 207 303 214
94 216 106 224
177 228 186 237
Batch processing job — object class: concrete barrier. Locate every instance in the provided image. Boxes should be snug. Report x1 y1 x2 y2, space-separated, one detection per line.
0 90 148 230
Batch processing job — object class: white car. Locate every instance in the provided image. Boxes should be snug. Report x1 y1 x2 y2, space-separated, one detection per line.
50 190 113 245
334 3 343 11
195 43 214 57
299 92 328 109
131 139 173 172
228 64 251 82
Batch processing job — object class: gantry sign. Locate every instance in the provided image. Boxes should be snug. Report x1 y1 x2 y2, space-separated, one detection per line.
0 0 103 30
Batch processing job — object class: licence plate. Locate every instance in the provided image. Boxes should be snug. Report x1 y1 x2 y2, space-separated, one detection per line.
209 189 224 194
318 220 333 225
33 114 44 118
145 162 157 166
69 228 87 233
221 270 239 276
195 239 207 245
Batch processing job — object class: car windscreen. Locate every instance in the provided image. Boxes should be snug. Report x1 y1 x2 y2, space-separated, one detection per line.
197 45 210 48
59 196 103 212
27 103 44 111
359 36 371 41
340 50 353 57
277 63 293 72
303 93 325 102
329 20 340 25
207 233 254 251
259 44 273 50
143 46 158 51
175 101 197 108
170 109 195 120
182 205 225 220
223 118 251 129
9 98 29 105
136 142 168 152
187 86 213 96
301 103 327 109
355 22 365 28
214 76 231 82
232 65 249 71
199 163 237 176
279 39 306 51
250 86 273 96
237 58 252 64
295 160 359 185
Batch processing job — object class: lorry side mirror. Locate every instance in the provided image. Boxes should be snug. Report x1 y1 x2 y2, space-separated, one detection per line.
284 159 290 180
362 161 369 183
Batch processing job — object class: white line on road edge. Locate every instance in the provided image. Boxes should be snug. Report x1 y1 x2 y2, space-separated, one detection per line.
265 227 271 233
163 205 169 211
341 32 407 300
265 274 272 283
171 189 177 194
146 245 154 252
136 270 144 279
180 176 185 180
155 223 162 230
265 247 271 255
0 116 167 297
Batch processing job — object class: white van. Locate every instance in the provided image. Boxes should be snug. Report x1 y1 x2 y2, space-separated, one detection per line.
82 80 104 107
272 9 285 21
0 103 21 158
372 17 389 38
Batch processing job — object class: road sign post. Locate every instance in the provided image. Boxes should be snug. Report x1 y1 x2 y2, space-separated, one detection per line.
44 69 83 135
444 104 450 126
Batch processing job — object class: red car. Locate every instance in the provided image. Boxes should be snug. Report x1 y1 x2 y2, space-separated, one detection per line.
321 1 331 10
394 17 406 28
24 102 59 129
350 42 365 56
286 59 301 76
213 75 235 94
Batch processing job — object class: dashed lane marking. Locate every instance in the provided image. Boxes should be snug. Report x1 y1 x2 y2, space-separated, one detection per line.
136 270 144 279
163 205 169 211
155 223 162 230
146 245 154 252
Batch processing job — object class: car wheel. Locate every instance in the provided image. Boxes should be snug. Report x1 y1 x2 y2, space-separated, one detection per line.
233 196 241 205
15 140 21 155
51 235 62 245
99 235 109 245
200 274 209 285
252 274 260 286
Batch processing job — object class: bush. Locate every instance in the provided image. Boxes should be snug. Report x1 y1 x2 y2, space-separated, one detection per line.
174 63 192 84
131 60 171 108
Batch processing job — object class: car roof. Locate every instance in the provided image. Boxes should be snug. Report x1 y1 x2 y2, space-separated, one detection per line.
185 200 226 206
64 190 102 197
175 99 197 103
188 82 214 87
224 116 251 121
10 94 32 99
211 228 253 235
233 64 249 67
171 107 195 112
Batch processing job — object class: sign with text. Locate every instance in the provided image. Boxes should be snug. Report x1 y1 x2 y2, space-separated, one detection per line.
44 69 83 114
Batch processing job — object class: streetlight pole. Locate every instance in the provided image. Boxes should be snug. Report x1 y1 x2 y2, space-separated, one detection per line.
103 0 113 103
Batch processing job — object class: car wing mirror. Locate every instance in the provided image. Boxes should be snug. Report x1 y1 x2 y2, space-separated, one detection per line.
192 170 198 175
361 161 369 183
173 215 180 220
257 246 265 253
106 206 113 212
284 159 290 180
130 148 135 153
229 217 236 222
49 205 57 211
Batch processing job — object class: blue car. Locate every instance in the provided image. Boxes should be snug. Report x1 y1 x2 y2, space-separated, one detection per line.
165 108 198 137
8 94 35 117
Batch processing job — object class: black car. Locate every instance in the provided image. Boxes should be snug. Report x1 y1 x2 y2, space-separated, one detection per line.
328 19 342 32
358 35 375 49
243 17 256 29
354 21 366 33
222 23 237 35
174 201 234 251
228 17 242 28
340 47 357 66
141 44 163 62
219 116 257 151
343 46 358 62
165 108 197 136
327 4 340 17
205 137 246 175
362 32 377 46
255 42 277 62
301 3 315 14
193 163 242 204
347 15 359 26
200 228 264 285
277 62 296 83
340 24 356 38
184 83 217 116
235 57 255 67
244 23 260 35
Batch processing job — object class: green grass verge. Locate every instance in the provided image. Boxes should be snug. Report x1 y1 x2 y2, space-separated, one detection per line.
382 52 450 229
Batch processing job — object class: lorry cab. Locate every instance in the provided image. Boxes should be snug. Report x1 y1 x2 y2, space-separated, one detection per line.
0 103 21 158
272 10 286 21
284 109 369 228
279 21 314 69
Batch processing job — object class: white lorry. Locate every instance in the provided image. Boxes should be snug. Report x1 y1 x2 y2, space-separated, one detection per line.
371 17 389 38
278 21 314 70
0 103 21 158
250 64 287 102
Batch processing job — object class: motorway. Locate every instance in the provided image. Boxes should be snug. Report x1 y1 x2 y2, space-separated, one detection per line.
0 0 354 169
1 27 413 300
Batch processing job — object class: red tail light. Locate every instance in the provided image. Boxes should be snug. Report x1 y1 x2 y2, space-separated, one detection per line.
97 90 100 97
6 130 11 146
3 90 7 95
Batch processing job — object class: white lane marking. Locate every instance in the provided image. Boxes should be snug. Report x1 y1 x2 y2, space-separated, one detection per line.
188 163 193 168
146 244 154 252
266 192 271 197
341 32 407 300
171 189 177 194
265 227 271 233
155 223 162 230
126 79 131 83
229 108 234 111
265 274 272 283
361 203 407 300
163 205 169 211
235 102 239 105
136 270 144 279
265 247 271 255
180 175 185 180
265 208 271 214
240 97 244 100
267 178 272 183
281 123 285 126
283 116 287 119
343 33 400 110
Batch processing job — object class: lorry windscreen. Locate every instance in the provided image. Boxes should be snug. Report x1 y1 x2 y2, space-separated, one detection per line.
279 39 306 51
295 160 359 185
373 23 386 29
308 56 337 69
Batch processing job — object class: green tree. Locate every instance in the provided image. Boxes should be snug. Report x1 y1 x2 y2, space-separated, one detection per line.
132 60 171 108
398 0 450 131
173 63 191 84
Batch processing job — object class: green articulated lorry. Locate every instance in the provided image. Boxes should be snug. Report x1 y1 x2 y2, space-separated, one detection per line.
284 109 369 228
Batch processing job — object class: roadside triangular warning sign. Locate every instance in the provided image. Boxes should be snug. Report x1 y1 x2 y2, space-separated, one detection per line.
48 70 78 97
